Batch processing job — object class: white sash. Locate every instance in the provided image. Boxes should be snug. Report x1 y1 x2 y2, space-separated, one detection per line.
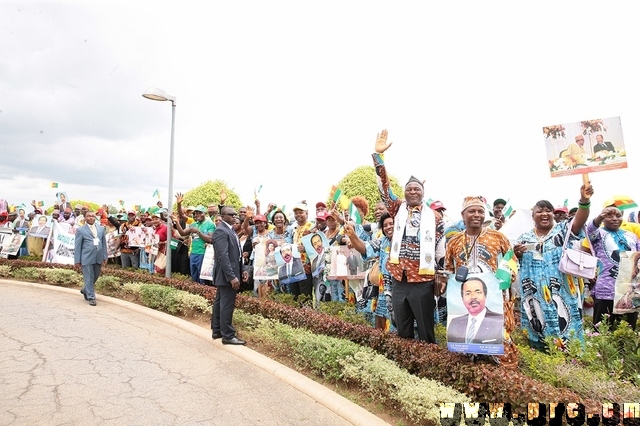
389 201 436 275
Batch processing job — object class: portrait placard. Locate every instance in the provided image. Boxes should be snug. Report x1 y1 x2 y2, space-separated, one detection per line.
543 116 627 178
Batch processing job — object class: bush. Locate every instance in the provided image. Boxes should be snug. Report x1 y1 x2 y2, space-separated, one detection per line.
0 264 11 278
340 349 469 424
12 267 43 281
95 275 123 292
41 268 83 286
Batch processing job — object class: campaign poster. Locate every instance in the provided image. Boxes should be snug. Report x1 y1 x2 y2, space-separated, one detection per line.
126 226 147 247
253 237 280 280
301 232 329 278
326 245 366 280
106 230 121 259
0 230 24 258
274 242 306 285
199 244 215 281
543 116 627 178
29 215 52 238
613 251 640 314
43 222 75 265
446 272 505 355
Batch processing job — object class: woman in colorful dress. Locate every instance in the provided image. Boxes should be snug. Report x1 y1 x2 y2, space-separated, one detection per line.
514 183 594 350
346 212 396 332
588 205 640 330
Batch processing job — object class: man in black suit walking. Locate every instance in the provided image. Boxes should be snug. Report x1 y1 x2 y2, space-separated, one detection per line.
211 206 248 345
447 277 504 344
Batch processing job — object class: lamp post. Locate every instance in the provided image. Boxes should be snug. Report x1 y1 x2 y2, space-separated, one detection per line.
142 87 176 278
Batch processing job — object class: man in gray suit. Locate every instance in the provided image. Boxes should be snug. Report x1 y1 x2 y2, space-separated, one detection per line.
74 211 108 306
211 206 248 345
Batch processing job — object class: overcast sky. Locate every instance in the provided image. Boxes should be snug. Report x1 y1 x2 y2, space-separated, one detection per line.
2 1 639 218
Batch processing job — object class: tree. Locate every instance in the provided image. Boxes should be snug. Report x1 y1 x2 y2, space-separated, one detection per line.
182 180 243 211
330 166 403 223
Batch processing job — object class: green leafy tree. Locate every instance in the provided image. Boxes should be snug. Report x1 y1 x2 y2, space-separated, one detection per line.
330 166 403 223
182 180 243 211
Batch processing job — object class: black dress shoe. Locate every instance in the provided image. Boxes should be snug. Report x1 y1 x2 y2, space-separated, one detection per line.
221 337 246 345
212 333 223 339
89 299 97 306
80 288 88 300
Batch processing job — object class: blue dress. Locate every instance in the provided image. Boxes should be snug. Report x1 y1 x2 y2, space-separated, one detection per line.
362 236 396 332
517 221 585 348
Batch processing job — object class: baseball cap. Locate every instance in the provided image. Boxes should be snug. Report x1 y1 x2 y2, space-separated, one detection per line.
193 205 206 213
430 200 446 211
553 206 569 214
315 201 327 209
253 214 267 223
292 202 308 211
127 210 136 215
316 211 330 221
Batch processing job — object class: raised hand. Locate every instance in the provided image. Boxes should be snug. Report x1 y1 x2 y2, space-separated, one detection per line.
220 189 227 205
374 129 393 154
175 192 184 204
580 182 594 201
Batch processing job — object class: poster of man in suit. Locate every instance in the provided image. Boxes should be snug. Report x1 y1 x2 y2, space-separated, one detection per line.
446 273 504 355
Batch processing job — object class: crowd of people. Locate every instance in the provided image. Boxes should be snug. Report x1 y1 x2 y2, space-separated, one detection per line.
2 130 639 355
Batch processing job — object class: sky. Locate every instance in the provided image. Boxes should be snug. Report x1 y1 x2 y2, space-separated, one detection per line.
2 1 640 220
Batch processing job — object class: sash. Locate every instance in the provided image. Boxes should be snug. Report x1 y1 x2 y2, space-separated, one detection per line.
389 201 436 275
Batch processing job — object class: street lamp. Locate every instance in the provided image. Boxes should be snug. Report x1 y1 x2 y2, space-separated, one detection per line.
142 87 176 278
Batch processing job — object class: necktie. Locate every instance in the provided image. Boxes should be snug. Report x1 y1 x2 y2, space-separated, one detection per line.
287 263 292 277
89 224 97 238
466 317 477 343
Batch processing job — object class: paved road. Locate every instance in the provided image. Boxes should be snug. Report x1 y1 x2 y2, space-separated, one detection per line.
0 280 388 426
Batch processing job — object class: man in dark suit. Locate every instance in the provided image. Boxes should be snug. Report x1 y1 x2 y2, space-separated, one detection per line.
74 211 108 306
593 134 616 154
211 206 248 345
447 277 503 344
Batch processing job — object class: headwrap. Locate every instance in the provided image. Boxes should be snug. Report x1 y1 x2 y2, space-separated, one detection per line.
461 196 485 213
405 175 424 189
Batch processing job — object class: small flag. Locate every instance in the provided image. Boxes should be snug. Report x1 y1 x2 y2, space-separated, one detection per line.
50 182 59 188
118 200 125 206
331 187 343 203
254 184 263 200
502 199 514 218
496 249 518 290
152 189 160 199
134 204 142 212
348 202 362 225
563 199 569 208
425 198 434 206
37 201 45 207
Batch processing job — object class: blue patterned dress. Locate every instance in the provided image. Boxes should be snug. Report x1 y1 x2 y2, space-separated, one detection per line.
362 236 396 332
517 221 585 348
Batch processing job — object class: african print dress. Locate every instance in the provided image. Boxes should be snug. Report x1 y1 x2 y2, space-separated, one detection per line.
517 221 585 348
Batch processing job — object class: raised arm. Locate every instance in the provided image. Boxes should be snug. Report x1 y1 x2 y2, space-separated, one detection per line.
372 130 401 218
570 182 594 234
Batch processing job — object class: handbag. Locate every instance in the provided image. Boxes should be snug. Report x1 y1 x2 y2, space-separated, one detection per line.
154 252 167 270
557 221 598 280
362 260 380 300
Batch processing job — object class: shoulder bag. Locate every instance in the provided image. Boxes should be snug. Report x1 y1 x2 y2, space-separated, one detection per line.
557 220 598 280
